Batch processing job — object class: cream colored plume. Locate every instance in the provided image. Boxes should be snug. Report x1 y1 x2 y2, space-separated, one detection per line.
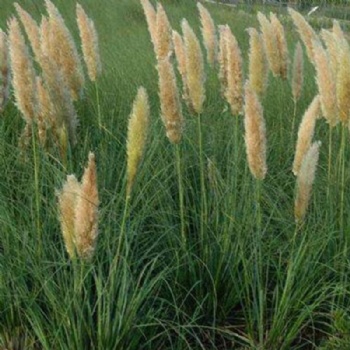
8 17 37 124
247 27 268 96
312 40 338 127
293 95 320 176
155 3 172 61
140 0 157 49
197 3 217 66
225 26 243 115
292 42 304 103
257 12 280 77
218 25 228 97
336 39 350 124
0 30 10 113
126 87 150 197
158 56 184 143
295 141 321 223
181 19 206 114
57 175 81 259
172 30 189 103
333 20 345 42
76 3 102 82
244 81 267 180
288 8 319 63
45 0 85 100
14 3 41 63
270 12 289 79
321 29 339 77
74 152 99 260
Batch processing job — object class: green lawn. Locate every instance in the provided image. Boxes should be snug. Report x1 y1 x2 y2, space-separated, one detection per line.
1 0 350 349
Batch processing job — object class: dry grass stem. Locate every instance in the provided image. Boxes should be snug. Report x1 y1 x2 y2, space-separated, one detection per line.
295 141 321 223
76 4 102 82
244 81 267 180
247 27 268 96
197 3 217 66
225 27 243 115
293 95 320 175
312 40 338 127
126 87 150 197
158 56 184 143
181 19 206 114
292 42 304 103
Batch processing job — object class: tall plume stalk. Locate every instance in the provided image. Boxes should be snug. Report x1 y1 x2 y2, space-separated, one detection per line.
45 0 85 100
294 141 321 223
76 3 102 82
224 26 243 116
140 0 157 50
270 12 289 79
218 25 228 97
57 152 99 260
126 87 150 198
312 41 338 127
155 3 173 61
247 27 268 96
288 8 319 63
293 95 320 176
158 56 184 144
244 81 267 181
0 30 10 113
257 12 280 78
14 3 41 64
8 17 37 146
197 3 217 66
181 19 206 114
172 30 189 104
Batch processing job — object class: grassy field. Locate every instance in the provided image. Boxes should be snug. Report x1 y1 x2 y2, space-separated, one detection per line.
1 0 350 349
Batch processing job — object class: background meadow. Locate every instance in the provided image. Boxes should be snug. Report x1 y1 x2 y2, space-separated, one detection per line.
1 0 350 349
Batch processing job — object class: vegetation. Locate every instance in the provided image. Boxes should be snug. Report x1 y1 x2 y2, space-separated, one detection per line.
1 0 350 349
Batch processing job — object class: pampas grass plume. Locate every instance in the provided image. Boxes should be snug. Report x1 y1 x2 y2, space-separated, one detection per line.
247 27 268 96
140 0 157 50
225 26 243 115
76 3 102 82
197 3 217 66
155 3 172 61
126 87 150 197
292 41 304 103
181 19 205 114
74 152 99 260
158 56 184 143
321 29 339 77
218 25 228 97
8 17 37 124
312 40 338 127
295 141 321 223
293 95 320 176
244 81 267 180
0 30 10 113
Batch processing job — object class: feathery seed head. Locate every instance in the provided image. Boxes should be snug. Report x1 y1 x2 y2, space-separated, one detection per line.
155 3 173 61
292 41 304 103
76 4 102 82
140 0 157 49
218 25 228 97
181 19 206 114
126 87 150 197
292 95 320 176
158 56 184 144
295 141 321 223
244 81 267 180
197 3 217 66
321 29 339 77
333 20 345 42
247 27 268 96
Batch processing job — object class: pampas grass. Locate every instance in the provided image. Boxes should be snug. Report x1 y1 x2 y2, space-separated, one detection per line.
181 19 205 114
247 27 268 96
76 3 102 82
0 30 10 113
321 29 339 77
294 141 321 223
140 0 157 50
155 3 173 61
224 26 243 116
293 95 320 176
244 81 267 180
197 3 217 67
292 42 304 107
126 87 150 198
218 25 228 98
